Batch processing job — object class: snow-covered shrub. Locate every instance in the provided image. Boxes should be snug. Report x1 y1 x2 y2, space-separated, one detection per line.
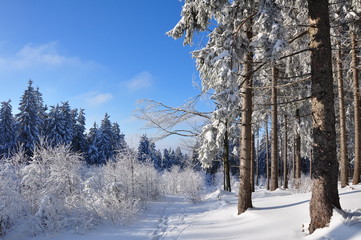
0 160 25 236
135 160 160 200
20 143 85 234
162 166 205 202
162 166 182 194
79 151 160 226
181 167 205 202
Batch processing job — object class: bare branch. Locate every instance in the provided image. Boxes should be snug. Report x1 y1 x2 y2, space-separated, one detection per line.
136 95 211 140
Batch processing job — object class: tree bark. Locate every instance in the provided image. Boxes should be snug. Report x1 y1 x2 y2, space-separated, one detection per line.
270 65 279 191
223 126 231 192
295 109 301 189
351 31 360 185
256 130 260 187
293 138 296 179
251 133 255 192
283 115 288 189
307 0 341 233
336 41 349 188
266 120 270 190
238 15 253 214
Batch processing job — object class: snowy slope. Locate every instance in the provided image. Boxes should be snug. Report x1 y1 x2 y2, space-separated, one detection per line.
6 185 361 240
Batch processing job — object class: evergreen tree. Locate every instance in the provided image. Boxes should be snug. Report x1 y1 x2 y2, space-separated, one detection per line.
111 122 127 153
149 142 161 170
45 102 75 147
154 149 163 170
307 0 341 233
16 80 43 156
174 147 184 168
137 134 151 162
72 108 87 153
0 100 17 157
136 134 161 170
59 101 74 145
190 142 202 171
162 148 171 170
46 105 64 147
86 122 100 164
35 86 47 135
97 113 114 163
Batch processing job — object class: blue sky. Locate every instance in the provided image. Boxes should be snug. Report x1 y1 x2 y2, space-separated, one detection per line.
0 0 211 150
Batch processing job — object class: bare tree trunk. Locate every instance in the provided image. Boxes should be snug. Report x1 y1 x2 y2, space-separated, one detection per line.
238 16 253 214
293 138 296 179
295 109 301 189
351 31 361 185
251 133 255 192
336 41 349 188
266 120 270 190
270 65 279 191
310 149 313 179
308 0 341 233
256 130 260 187
223 126 231 192
283 115 288 189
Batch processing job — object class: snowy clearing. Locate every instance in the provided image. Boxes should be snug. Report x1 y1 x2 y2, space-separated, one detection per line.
5 184 361 240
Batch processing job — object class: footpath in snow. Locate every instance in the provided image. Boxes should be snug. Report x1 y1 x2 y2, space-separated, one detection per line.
7 184 361 240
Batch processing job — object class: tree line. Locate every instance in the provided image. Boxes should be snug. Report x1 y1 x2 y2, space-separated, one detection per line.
0 80 190 169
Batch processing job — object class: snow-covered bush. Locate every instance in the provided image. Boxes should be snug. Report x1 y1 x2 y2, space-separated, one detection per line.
162 166 205 202
0 145 206 237
79 151 160 226
0 160 25 236
20 143 84 234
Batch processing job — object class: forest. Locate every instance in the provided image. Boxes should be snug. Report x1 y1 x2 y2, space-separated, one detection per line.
0 0 361 239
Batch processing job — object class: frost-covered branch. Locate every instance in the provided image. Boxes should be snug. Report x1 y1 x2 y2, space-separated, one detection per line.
136 97 210 140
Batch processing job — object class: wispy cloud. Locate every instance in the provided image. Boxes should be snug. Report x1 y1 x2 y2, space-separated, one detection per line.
125 71 153 91
0 42 98 71
77 91 114 107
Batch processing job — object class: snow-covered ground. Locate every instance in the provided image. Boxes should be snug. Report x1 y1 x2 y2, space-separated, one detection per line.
5 184 361 240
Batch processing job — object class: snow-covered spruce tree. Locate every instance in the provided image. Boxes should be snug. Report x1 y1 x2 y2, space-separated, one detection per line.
45 102 75 148
137 134 151 162
137 134 161 170
169 0 287 213
0 100 17 158
162 148 171 170
16 80 44 157
174 146 185 168
34 86 47 136
97 113 114 163
45 105 64 147
59 101 74 146
72 108 87 153
168 0 253 213
86 122 100 164
111 122 127 153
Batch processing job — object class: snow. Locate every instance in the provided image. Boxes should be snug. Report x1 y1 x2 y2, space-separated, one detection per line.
4 185 361 240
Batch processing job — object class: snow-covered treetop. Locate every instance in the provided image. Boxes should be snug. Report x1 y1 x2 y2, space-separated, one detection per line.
252 0 287 62
166 0 229 45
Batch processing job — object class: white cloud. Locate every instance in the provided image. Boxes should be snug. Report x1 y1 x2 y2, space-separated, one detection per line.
0 42 98 70
77 91 114 107
126 71 153 91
